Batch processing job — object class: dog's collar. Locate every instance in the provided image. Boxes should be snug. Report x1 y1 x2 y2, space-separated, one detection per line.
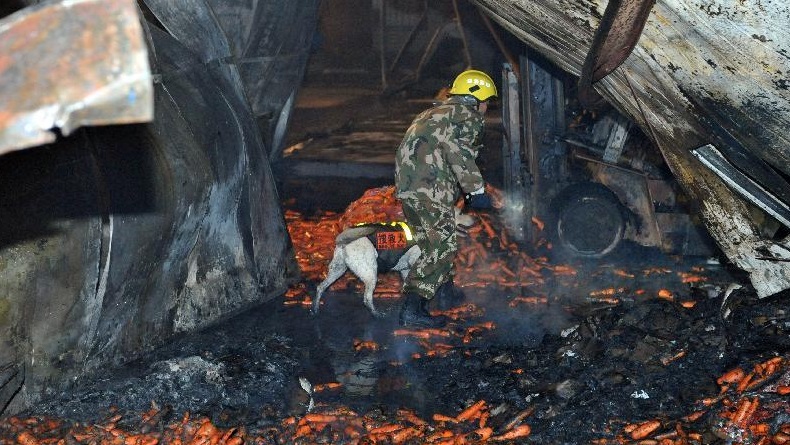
354 221 413 241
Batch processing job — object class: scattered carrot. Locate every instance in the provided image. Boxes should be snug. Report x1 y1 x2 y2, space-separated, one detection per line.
470 427 493 441
393 329 431 339
660 350 687 366
293 423 311 438
432 414 458 423
313 382 343 391
390 426 420 444
368 423 402 435
717 367 745 386
736 372 754 392
629 420 661 440
479 216 497 239
456 400 486 422
732 398 755 427
426 429 454 441
303 413 339 423
491 424 531 441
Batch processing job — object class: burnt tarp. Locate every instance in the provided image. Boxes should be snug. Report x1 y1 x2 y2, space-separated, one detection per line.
0 0 304 414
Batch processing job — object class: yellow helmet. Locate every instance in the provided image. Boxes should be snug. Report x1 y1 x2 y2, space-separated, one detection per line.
448 69 497 102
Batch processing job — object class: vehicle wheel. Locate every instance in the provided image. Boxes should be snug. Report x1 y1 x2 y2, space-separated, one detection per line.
553 184 625 258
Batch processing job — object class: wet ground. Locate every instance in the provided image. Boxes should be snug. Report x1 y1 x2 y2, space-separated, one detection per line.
5 82 790 444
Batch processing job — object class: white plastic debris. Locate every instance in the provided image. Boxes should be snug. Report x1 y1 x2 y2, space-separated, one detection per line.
560 325 579 338
299 377 315 412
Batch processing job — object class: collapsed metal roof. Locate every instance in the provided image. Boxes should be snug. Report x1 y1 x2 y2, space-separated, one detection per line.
474 0 790 297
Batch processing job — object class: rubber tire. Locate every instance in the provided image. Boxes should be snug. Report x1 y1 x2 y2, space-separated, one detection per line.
553 184 626 259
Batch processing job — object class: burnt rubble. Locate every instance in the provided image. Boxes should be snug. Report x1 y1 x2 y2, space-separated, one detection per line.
4 201 789 444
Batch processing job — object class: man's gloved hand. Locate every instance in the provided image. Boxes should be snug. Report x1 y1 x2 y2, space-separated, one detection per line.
465 192 493 210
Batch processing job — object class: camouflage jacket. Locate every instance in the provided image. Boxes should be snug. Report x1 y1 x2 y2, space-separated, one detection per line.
395 96 485 206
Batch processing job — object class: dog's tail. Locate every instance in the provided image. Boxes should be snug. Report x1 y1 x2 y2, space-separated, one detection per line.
335 226 376 245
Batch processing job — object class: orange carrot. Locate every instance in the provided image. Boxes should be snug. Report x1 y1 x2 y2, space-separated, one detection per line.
742 397 760 427
736 372 754 392
390 426 420 444
479 216 497 239
393 329 431 339
629 420 661 440
470 427 493 441
432 414 458 423
456 400 486 422
777 386 790 395
17 431 40 445
682 410 707 422
732 398 753 427
293 424 312 438
717 367 745 386
368 424 402 435
750 423 770 435
491 424 531 441
479 411 490 428
426 429 454 441
303 413 339 423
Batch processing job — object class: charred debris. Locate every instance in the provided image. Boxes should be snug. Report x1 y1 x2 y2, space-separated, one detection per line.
2 184 789 444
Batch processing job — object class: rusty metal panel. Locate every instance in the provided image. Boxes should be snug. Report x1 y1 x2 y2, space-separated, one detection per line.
580 0 656 83
0 0 153 155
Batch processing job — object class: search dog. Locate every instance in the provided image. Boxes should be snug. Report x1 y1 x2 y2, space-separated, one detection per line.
312 208 475 317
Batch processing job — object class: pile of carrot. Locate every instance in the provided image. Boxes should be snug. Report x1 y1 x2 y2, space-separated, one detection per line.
279 399 531 444
1 399 535 445
283 185 553 308
337 186 405 229
1 408 244 445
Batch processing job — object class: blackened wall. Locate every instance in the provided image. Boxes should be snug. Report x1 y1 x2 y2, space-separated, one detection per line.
0 0 316 414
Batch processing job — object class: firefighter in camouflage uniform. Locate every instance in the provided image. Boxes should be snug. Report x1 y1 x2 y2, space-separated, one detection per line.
395 69 497 328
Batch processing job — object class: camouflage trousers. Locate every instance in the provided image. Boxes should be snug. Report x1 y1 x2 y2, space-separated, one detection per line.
400 197 458 300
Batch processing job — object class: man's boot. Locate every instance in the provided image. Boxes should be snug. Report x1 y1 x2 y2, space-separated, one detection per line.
434 279 466 310
399 292 447 328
